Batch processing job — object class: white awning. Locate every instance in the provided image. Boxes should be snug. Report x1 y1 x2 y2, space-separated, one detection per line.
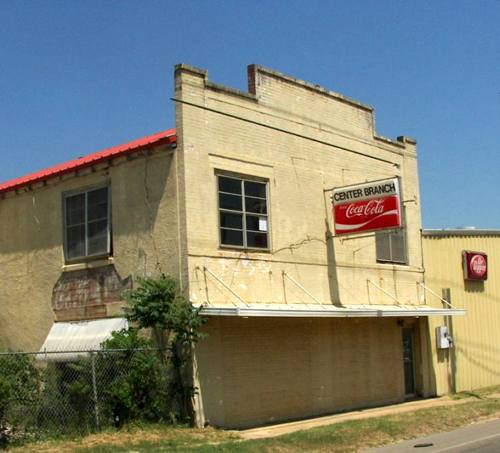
39 317 128 360
197 303 465 318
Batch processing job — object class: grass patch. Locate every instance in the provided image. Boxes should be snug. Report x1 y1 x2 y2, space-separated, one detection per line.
8 425 239 453
12 396 500 452
474 385 500 398
450 390 481 400
450 384 500 400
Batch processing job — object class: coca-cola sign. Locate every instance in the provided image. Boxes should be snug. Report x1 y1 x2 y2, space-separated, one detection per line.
332 178 401 235
463 251 487 280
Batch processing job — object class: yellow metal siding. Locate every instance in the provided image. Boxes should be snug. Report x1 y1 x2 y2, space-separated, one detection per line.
423 234 500 393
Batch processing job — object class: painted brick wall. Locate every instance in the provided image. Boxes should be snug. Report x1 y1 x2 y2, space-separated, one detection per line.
196 316 404 428
175 64 424 308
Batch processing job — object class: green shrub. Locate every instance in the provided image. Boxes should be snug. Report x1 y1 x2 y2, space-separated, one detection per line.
98 329 172 426
0 354 40 446
122 274 207 424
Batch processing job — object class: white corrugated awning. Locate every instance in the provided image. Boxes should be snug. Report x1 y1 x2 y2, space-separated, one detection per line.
197 303 465 318
39 317 128 360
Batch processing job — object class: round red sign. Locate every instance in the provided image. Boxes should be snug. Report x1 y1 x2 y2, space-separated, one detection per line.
469 254 487 278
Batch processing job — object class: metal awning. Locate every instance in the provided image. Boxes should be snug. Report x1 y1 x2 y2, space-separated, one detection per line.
197 303 465 318
39 317 128 360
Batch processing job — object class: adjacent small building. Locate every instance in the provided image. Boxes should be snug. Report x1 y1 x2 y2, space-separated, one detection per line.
423 229 500 395
0 63 496 429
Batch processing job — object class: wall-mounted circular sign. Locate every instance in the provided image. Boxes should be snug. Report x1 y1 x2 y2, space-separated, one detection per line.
463 251 488 281
470 255 487 278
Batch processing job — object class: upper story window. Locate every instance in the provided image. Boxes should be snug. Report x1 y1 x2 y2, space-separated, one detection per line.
64 186 111 261
376 228 407 264
218 175 269 250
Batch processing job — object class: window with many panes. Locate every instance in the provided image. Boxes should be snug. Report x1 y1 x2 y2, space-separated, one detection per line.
64 186 111 261
218 175 269 249
375 228 407 264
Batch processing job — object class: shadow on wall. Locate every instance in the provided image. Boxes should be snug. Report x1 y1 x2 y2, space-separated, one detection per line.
436 330 500 392
422 318 438 397
427 275 500 305
464 280 485 293
113 152 173 245
455 338 500 378
457 348 500 383
323 193 341 306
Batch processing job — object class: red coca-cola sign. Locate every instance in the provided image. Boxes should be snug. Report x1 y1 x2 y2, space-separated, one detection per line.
463 251 487 280
332 178 401 235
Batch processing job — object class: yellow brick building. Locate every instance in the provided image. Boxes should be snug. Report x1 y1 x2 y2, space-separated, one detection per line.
0 64 471 428
175 64 464 427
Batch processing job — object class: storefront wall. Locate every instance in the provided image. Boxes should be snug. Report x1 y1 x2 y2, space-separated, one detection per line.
196 317 406 428
174 64 431 427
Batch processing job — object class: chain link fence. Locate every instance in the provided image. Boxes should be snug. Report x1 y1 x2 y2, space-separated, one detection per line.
0 348 176 445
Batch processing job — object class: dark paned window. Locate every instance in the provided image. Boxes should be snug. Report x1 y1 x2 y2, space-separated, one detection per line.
64 186 110 260
376 228 407 264
218 175 269 250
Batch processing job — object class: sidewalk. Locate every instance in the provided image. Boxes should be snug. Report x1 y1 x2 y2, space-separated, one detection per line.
239 396 473 440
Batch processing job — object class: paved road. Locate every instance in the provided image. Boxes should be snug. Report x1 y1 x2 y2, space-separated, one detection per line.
365 418 500 452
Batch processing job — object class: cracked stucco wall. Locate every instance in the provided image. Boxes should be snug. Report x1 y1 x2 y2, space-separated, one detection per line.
0 145 180 351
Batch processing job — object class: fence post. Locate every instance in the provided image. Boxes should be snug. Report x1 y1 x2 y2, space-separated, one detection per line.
91 352 101 431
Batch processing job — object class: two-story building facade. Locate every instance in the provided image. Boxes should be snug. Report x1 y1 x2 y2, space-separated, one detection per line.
0 64 465 428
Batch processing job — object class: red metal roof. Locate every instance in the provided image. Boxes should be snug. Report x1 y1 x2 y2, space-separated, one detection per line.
0 129 177 195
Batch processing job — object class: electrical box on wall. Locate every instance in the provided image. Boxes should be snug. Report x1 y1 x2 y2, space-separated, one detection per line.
436 325 453 349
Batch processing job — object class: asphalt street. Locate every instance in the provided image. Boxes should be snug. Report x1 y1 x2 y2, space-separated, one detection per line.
365 418 500 453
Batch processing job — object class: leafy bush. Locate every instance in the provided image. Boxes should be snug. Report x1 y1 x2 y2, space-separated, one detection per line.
123 275 206 345
36 358 96 435
98 329 172 426
0 274 206 445
122 274 207 424
0 354 40 446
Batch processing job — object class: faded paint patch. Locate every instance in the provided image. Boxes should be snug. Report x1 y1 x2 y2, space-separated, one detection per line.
52 265 131 321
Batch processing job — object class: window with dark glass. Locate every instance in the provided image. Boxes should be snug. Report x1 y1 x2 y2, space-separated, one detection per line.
376 228 407 264
64 186 110 260
218 175 269 249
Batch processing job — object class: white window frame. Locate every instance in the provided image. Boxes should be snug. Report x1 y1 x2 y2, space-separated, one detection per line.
63 184 111 262
217 174 270 251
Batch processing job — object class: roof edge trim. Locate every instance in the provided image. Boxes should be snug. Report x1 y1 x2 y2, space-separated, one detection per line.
0 129 177 196
423 229 500 237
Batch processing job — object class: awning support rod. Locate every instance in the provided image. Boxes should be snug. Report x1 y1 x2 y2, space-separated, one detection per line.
367 280 409 308
418 283 458 310
282 271 325 307
202 266 250 307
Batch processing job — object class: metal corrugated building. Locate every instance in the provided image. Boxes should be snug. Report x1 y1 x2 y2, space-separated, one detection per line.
423 229 500 394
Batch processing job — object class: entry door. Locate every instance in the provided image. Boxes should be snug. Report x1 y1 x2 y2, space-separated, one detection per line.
402 328 416 397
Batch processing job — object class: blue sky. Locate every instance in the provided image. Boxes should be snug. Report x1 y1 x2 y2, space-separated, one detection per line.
1 0 498 228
